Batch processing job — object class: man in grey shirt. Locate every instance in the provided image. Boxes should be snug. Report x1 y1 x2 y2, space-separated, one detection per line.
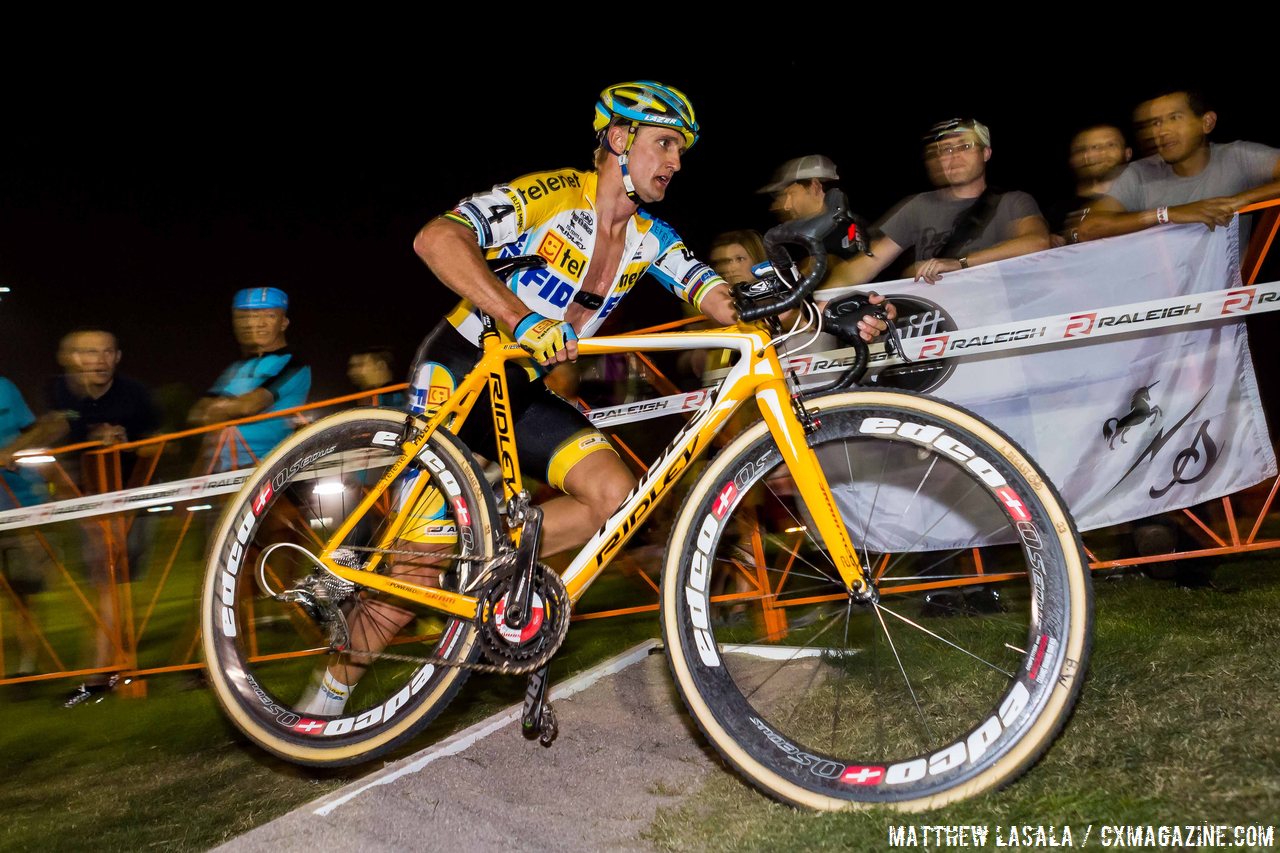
827 117 1050 287
1076 89 1280 244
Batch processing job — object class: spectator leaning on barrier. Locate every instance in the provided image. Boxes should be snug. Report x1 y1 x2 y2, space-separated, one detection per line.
827 118 1051 287
673 229 770 385
1073 89 1280 578
1074 89 1280 247
0 329 161 705
1048 124 1133 247
347 345 405 408
0 329 160 479
189 287 311 467
0 376 51 680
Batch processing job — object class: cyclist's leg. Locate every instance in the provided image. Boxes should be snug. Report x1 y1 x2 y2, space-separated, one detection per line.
538 427 634 557
304 327 480 708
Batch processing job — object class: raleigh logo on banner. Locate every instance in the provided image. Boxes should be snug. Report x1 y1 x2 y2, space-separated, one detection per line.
812 219 1277 550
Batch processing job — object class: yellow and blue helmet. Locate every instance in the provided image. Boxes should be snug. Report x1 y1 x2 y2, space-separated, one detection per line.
593 80 699 150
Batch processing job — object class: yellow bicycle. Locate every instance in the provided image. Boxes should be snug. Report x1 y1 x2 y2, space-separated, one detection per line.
201 195 1091 811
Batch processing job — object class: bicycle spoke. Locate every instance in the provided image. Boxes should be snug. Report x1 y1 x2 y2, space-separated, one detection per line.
870 597 934 743
666 396 1089 809
874 602 1016 679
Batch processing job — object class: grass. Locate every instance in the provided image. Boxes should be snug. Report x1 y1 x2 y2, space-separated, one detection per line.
644 556 1280 851
3 539 1278 851
0 540 664 853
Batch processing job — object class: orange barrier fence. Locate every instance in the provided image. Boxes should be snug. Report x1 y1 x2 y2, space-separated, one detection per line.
2 205 1278 693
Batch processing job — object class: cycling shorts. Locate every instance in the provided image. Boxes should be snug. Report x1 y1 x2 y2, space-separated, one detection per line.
407 321 617 493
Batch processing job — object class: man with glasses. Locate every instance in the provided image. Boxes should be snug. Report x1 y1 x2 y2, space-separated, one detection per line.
827 118 1050 287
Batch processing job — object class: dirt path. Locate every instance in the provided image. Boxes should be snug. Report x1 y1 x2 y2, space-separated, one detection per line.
215 643 720 852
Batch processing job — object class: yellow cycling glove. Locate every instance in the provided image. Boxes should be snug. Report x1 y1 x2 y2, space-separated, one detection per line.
514 313 578 363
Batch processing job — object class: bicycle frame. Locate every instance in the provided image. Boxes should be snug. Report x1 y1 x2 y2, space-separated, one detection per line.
313 321 868 616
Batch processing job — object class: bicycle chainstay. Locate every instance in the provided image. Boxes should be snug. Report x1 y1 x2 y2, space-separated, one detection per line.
327 553 571 677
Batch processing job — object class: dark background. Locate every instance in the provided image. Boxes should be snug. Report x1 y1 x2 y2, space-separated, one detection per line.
2 46 1275 425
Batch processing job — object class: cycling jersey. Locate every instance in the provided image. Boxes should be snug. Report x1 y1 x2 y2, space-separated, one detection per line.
443 168 724 345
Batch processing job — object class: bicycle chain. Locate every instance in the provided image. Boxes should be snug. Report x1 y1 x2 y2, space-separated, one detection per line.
327 556 570 677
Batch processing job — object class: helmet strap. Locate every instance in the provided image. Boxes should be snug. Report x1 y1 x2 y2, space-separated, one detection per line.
616 123 642 203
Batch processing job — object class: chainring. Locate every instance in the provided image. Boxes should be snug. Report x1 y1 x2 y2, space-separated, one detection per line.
476 559 570 672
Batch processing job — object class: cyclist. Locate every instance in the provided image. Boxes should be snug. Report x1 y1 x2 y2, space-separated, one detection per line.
299 81 888 714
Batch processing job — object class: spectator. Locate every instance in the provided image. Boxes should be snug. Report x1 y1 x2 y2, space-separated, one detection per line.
189 287 311 468
1048 124 1133 246
1132 98 1159 159
675 229 769 384
0 328 160 705
1075 89 1280 248
1074 89 1280 580
347 346 405 408
827 118 1051 287
0 329 160 476
708 229 767 286
0 376 50 680
757 155 863 269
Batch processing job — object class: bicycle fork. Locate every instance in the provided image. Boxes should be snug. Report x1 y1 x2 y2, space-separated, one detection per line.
753 377 873 602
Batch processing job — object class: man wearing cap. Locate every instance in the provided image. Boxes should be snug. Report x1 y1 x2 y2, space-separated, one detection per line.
759 155 864 264
827 118 1050 287
188 287 311 465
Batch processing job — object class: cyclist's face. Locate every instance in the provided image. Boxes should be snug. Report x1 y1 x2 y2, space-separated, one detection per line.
233 308 289 353
709 243 757 285
623 125 684 203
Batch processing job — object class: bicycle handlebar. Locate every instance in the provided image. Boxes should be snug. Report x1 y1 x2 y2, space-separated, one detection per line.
737 188 852 322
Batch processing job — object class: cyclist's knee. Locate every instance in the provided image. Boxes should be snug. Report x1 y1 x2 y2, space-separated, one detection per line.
561 449 634 526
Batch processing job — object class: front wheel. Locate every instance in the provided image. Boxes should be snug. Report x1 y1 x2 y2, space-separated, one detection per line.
661 389 1091 811
200 408 499 767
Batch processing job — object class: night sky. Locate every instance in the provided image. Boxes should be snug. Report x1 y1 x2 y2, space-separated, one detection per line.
2 45 1276 427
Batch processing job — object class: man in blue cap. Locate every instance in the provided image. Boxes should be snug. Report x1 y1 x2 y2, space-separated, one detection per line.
188 287 311 467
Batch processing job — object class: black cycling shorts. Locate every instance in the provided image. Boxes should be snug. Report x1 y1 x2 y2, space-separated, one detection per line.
407 322 616 491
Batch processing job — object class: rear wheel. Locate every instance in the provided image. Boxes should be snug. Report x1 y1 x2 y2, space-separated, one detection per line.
661 390 1091 811
200 408 499 766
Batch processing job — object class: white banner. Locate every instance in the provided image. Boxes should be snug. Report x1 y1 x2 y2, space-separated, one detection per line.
815 220 1276 548
0 469 252 531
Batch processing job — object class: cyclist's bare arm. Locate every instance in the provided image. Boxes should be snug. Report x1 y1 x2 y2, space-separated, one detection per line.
699 282 739 325
413 217 534 331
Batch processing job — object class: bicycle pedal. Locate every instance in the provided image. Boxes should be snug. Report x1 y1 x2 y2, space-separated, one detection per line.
537 702 558 747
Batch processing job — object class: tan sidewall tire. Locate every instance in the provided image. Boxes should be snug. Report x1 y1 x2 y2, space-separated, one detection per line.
200 408 497 766
661 390 1091 811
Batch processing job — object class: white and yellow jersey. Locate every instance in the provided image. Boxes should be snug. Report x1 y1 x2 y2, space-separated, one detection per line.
443 168 723 344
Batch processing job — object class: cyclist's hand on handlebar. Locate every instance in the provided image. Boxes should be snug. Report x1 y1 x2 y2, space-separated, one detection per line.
815 292 897 343
515 312 579 366
857 293 897 342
